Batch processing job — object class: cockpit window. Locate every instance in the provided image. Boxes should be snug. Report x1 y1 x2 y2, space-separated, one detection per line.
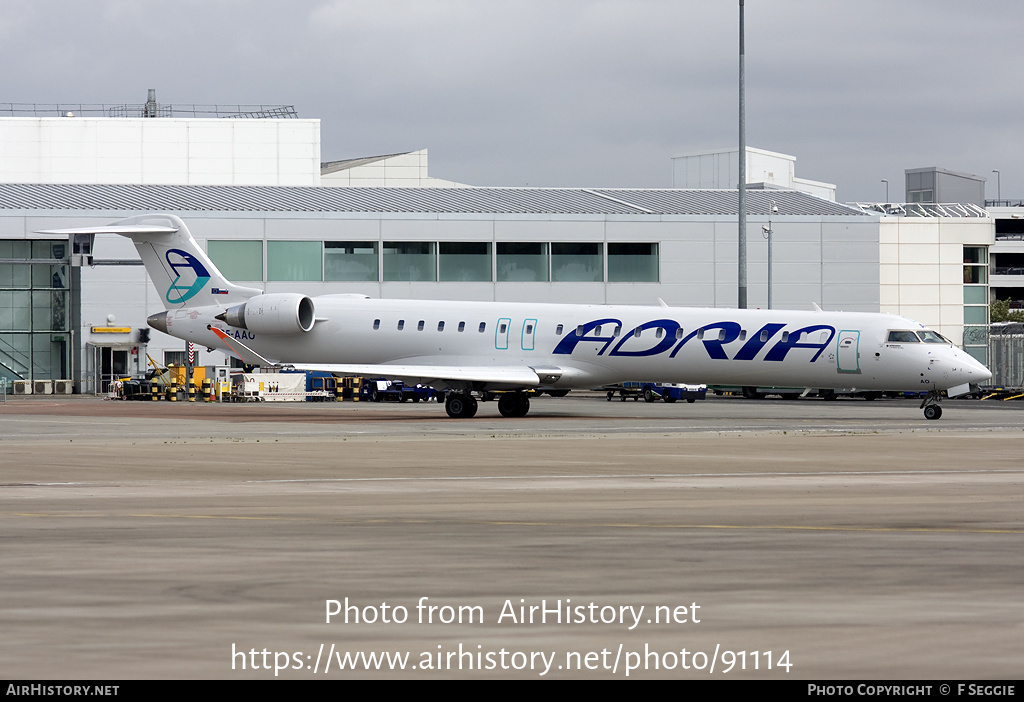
887 330 920 343
916 330 947 344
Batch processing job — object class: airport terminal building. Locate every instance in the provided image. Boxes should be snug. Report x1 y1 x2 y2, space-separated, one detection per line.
0 103 994 392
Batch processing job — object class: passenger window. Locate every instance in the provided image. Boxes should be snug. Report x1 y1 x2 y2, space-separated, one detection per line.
613 326 621 337
479 322 486 333
373 319 380 330
525 324 533 334
397 320 405 331
556 324 564 335
458 321 465 332
438 321 445 332
781 331 789 342
655 328 663 339
417 320 425 331
676 328 684 340
499 323 507 333
594 325 602 336
760 330 769 342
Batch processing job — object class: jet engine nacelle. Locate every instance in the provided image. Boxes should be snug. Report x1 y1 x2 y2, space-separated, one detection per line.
222 293 316 334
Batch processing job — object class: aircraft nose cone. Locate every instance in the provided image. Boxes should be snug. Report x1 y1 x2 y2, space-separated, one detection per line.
970 358 993 383
147 311 168 334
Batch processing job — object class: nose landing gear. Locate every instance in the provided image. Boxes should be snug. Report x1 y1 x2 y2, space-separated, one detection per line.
920 390 943 420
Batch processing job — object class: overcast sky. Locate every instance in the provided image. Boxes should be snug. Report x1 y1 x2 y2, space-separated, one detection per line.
2 0 1021 202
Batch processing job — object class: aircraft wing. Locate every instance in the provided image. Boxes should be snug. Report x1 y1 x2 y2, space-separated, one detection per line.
209 327 571 389
294 363 546 389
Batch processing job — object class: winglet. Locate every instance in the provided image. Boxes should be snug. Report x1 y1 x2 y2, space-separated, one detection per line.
811 302 823 312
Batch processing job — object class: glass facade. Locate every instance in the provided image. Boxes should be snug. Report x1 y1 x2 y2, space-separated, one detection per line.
551 243 603 282
608 243 659 282
383 242 436 281
204 238 660 284
325 242 378 281
207 240 263 281
497 242 548 282
962 245 989 364
0 239 71 381
268 240 322 281
439 242 491 282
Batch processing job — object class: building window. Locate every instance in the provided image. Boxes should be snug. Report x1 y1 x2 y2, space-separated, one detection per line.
497 242 549 282
383 242 436 281
268 241 322 281
551 243 603 282
439 242 491 282
608 243 658 282
325 241 378 282
207 240 263 281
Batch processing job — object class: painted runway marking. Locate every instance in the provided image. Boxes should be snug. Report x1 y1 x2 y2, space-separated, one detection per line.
249 468 1024 483
9 511 1024 535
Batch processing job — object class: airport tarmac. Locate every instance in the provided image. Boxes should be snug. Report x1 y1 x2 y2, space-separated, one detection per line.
1 393 1022 679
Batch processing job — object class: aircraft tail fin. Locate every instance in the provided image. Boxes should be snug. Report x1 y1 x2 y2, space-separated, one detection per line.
41 214 262 310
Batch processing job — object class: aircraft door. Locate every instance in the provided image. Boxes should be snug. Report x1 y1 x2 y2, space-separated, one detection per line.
521 318 537 351
837 330 860 373
496 318 511 350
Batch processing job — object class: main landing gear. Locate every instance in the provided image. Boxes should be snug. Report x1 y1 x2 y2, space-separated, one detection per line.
444 392 478 419
443 391 532 418
920 389 943 420
497 392 531 418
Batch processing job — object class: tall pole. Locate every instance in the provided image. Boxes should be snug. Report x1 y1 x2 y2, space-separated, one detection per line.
738 0 747 308
881 179 889 202
992 170 1000 203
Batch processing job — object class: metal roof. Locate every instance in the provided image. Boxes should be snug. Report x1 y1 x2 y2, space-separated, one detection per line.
850 202 990 218
0 183 871 217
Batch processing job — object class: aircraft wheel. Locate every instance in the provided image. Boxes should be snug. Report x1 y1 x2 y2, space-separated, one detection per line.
498 393 530 418
923 404 942 420
445 393 478 418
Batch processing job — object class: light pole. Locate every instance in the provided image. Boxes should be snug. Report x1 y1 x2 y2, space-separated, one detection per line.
737 0 747 309
762 200 778 309
881 179 889 202
992 170 1001 203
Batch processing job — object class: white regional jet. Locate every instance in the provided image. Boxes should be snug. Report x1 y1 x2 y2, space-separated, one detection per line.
48 214 991 420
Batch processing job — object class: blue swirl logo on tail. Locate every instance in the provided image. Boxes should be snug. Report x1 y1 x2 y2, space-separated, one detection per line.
165 248 211 304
